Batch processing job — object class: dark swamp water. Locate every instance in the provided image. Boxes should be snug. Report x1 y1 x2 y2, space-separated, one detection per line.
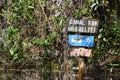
0 68 120 80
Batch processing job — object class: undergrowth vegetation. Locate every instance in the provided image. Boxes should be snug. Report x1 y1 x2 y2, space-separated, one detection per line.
0 0 120 72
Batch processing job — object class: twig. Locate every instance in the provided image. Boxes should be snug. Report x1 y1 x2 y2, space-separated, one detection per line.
38 0 50 26
99 54 120 66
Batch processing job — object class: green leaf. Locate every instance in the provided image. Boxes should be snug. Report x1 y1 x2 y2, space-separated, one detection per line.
13 54 18 60
33 37 41 45
98 34 102 39
65 0 72 6
28 6 34 9
99 28 104 33
103 37 107 42
44 40 49 45
90 3 97 8
9 48 14 55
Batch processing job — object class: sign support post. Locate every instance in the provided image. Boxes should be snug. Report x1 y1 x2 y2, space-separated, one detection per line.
78 58 85 80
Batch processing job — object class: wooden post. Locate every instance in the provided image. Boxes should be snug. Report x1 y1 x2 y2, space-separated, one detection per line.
78 58 85 80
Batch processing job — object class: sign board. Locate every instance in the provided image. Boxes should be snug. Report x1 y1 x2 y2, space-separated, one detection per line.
70 48 92 57
68 34 94 47
68 18 99 34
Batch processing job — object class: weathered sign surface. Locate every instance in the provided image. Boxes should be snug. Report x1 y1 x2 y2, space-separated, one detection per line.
68 34 94 47
70 48 92 57
68 18 99 34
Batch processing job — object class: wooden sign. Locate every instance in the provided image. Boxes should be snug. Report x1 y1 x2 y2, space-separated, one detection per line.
70 48 92 57
68 18 99 34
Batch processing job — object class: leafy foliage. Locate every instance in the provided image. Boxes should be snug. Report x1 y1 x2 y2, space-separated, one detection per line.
0 0 120 72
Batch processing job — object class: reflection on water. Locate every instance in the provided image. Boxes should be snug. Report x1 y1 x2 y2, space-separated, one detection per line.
0 69 120 80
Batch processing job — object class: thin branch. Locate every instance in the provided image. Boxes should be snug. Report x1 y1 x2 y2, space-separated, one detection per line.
38 0 50 26
99 54 120 66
